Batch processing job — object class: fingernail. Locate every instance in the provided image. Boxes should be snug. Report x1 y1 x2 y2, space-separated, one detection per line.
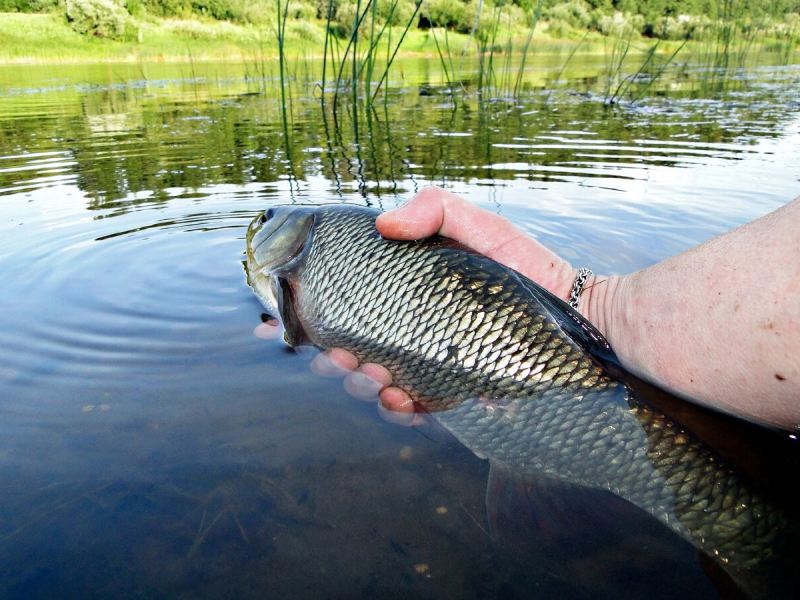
344 371 383 401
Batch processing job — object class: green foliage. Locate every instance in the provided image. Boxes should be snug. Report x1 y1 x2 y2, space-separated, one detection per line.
9 0 798 52
287 15 322 39
460 0 502 37
424 0 467 27
191 0 238 20
544 0 591 29
0 0 57 11
595 11 642 35
135 0 191 17
639 14 714 40
377 0 418 25
330 0 356 36
65 0 129 38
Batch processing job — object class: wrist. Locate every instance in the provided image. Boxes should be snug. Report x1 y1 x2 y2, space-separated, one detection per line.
579 272 626 354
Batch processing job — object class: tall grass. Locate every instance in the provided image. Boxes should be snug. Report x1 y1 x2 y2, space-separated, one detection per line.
599 25 688 107
370 1 423 101
513 0 544 96
543 28 588 106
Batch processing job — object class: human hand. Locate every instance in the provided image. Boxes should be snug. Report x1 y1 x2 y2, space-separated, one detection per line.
313 186 589 417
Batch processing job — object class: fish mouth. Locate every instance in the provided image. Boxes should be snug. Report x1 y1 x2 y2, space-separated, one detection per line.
247 207 316 277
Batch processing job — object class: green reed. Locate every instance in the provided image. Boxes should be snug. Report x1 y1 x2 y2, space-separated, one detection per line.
513 0 544 97
275 0 295 176
321 0 423 110
475 7 501 97
543 29 589 107
602 35 689 106
370 1 423 102
630 40 686 103
429 28 456 95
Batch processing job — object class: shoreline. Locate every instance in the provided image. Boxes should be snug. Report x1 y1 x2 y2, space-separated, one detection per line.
2 12 795 67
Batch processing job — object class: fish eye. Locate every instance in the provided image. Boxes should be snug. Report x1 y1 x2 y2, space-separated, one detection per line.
258 208 276 226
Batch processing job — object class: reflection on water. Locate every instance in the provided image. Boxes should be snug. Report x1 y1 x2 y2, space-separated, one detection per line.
0 58 799 599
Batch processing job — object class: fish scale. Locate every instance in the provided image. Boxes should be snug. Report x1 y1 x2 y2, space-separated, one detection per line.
246 203 792 578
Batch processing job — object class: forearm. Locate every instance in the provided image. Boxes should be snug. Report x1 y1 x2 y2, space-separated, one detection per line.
585 197 800 430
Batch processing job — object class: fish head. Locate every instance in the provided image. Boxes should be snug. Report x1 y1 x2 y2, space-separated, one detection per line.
245 206 316 331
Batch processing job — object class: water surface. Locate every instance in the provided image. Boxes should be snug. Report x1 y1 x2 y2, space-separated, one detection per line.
1 57 799 599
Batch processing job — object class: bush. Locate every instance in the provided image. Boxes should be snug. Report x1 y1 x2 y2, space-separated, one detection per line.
65 0 130 38
458 0 527 41
681 14 713 40
331 0 357 36
545 1 590 30
287 17 322 40
423 0 466 28
286 0 317 19
596 11 643 36
0 0 58 10
241 0 270 23
377 0 418 26
136 0 191 17
546 17 570 37
191 0 241 20
460 0 493 37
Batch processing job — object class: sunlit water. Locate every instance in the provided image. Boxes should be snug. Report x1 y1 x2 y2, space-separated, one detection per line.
0 57 799 599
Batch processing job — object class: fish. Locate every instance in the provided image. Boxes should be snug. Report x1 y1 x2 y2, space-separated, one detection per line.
245 203 796 597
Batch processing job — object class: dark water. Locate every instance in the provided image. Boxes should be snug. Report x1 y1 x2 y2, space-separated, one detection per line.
0 57 799 599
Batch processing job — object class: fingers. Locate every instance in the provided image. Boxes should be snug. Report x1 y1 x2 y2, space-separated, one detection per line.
309 349 419 425
378 386 414 413
343 363 392 400
377 185 577 300
253 319 283 339
310 348 358 377
377 187 523 255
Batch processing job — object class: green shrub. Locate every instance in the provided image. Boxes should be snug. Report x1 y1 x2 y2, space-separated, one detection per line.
287 17 322 40
241 0 270 23
286 0 316 19
596 11 643 36
651 15 686 39
0 0 58 11
459 0 488 35
65 0 130 38
191 0 241 20
136 0 191 17
423 0 466 28
377 0 418 26
545 1 590 30
682 14 713 40
459 0 525 41
332 0 356 35
546 16 570 37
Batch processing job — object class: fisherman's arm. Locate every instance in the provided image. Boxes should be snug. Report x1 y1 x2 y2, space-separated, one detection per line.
582 196 800 430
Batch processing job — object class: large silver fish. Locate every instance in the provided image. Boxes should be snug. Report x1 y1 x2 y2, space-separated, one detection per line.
245 204 795 596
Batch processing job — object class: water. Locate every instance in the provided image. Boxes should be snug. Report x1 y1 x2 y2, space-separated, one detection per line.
0 57 799 599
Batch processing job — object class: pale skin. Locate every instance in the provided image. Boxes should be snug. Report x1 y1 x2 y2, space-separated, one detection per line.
301 186 800 431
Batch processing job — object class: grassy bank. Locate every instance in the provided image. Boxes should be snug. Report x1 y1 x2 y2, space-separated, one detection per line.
0 12 477 63
4 10 792 65
0 12 281 62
